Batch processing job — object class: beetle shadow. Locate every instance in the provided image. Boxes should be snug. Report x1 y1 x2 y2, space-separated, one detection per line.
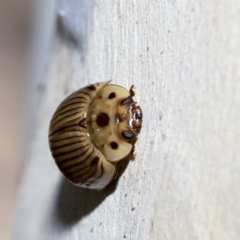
54 155 132 227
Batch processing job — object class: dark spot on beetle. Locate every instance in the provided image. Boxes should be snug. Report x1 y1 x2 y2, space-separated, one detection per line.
121 96 134 105
122 131 135 139
86 183 91 186
110 141 118 149
78 118 86 128
96 112 109 127
108 92 116 99
91 156 99 166
87 84 96 91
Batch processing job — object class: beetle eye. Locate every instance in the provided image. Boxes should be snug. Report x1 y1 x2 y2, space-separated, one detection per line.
121 96 134 105
122 131 135 139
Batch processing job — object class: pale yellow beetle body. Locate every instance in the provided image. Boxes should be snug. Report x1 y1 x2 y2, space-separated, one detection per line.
49 81 142 190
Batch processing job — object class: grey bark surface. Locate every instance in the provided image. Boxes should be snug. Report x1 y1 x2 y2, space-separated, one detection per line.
13 1 240 240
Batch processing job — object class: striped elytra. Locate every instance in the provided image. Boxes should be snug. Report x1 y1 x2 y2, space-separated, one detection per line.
48 81 143 190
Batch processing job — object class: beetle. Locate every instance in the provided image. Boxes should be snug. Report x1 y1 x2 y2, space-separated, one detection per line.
48 81 142 190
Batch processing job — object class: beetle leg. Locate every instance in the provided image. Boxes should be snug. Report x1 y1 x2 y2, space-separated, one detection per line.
113 162 122 179
129 85 136 97
130 145 137 160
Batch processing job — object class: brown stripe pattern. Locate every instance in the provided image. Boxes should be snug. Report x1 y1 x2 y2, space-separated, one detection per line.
48 81 116 189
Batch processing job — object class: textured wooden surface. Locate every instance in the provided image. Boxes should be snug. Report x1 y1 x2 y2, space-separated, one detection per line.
13 1 240 239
